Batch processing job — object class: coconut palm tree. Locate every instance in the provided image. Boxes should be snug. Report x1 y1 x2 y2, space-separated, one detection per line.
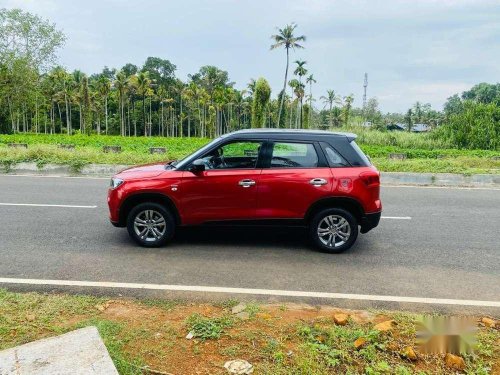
306 74 316 127
293 82 305 128
329 107 343 127
72 70 84 132
114 71 128 136
130 71 152 136
293 60 307 128
288 79 299 128
247 78 256 97
270 23 306 128
320 90 340 128
342 94 354 127
96 75 111 134
81 75 91 135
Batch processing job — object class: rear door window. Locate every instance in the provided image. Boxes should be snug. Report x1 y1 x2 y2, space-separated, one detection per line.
270 142 319 168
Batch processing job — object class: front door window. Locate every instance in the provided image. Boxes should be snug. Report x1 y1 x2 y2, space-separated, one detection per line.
200 141 262 169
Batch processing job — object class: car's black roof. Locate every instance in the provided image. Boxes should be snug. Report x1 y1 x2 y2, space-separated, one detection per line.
223 128 357 142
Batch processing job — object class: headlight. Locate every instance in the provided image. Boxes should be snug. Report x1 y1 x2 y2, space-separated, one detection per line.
110 177 124 189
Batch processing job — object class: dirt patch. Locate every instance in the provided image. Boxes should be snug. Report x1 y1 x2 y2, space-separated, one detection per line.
1 290 498 375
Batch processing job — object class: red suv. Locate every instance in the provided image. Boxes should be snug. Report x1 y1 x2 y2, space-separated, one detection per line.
108 129 381 253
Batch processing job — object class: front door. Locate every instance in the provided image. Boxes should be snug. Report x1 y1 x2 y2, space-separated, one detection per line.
180 140 265 225
257 141 334 219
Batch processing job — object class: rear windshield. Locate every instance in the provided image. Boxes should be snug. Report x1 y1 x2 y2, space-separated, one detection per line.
350 141 371 166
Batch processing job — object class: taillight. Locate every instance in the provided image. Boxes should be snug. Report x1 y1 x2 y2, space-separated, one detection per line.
360 171 380 187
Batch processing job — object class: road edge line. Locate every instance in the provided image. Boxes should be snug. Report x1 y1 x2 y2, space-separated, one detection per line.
0 278 498 307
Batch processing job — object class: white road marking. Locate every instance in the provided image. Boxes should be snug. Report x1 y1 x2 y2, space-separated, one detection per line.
0 203 97 209
0 174 109 180
0 277 498 307
383 184 500 191
381 216 412 220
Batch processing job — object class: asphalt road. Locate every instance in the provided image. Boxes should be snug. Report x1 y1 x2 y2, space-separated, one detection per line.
0 175 499 313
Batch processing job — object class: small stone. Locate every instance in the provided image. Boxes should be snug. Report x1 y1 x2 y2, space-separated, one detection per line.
401 346 417 361
186 331 194 340
224 359 253 374
354 337 367 350
236 312 250 320
154 332 162 339
481 317 496 328
444 353 465 371
287 350 293 357
232 303 247 315
26 314 36 322
374 320 396 332
333 313 349 326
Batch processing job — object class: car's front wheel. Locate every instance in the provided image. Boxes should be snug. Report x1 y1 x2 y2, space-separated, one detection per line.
126 203 175 247
309 208 358 253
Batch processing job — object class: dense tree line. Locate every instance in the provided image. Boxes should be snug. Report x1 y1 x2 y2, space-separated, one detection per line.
1 8 498 150
0 9 361 137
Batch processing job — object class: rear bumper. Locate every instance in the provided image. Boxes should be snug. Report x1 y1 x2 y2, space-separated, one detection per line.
360 211 381 234
110 219 123 227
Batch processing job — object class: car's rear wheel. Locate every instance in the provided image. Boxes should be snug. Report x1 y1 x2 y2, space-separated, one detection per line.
127 202 175 247
309 208 358 253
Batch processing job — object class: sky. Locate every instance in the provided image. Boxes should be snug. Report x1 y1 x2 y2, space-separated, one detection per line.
2 0 499 112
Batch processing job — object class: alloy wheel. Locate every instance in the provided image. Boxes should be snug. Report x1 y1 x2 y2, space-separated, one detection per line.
133 209 167 242
317 214 351 248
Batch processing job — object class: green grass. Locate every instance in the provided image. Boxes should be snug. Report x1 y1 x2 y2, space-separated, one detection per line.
1 132 499 174
185 313 235 340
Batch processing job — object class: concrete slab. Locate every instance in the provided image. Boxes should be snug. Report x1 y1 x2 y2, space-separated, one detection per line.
0 326 118 375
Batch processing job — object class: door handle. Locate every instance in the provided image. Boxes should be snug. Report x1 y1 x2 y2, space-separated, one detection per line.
238 179 256 188
309 178 328 186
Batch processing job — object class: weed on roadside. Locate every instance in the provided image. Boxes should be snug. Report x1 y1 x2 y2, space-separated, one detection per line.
215 298 240 310
185 313 235 340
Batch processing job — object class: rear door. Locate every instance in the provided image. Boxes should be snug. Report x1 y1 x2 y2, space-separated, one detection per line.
256 140 333 219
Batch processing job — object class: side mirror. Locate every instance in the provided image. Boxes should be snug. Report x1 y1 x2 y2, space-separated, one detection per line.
190 159 206 173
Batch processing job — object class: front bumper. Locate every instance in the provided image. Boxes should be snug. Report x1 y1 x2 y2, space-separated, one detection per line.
360 211 381 234
110 219 122 227
107 187 122 225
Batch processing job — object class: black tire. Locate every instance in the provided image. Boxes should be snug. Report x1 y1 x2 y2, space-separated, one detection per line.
126 202 175 247
309 208 358 253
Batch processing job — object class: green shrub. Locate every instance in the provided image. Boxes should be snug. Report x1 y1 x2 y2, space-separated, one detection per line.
438 101 500 150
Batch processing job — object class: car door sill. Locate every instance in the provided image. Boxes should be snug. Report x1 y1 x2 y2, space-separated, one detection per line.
197 219 307 227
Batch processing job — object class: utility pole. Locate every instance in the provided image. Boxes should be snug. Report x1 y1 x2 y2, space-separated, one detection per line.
362 73 368 124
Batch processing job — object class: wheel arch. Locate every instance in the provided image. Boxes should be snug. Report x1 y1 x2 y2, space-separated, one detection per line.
305 197 365 224
118 192 181 226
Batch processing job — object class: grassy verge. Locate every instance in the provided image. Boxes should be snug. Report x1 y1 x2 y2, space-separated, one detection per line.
1 133 499 174
0 289 498 374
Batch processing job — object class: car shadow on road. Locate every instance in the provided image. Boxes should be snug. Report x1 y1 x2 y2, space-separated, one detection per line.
174 225 310 249
113 225 374 255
